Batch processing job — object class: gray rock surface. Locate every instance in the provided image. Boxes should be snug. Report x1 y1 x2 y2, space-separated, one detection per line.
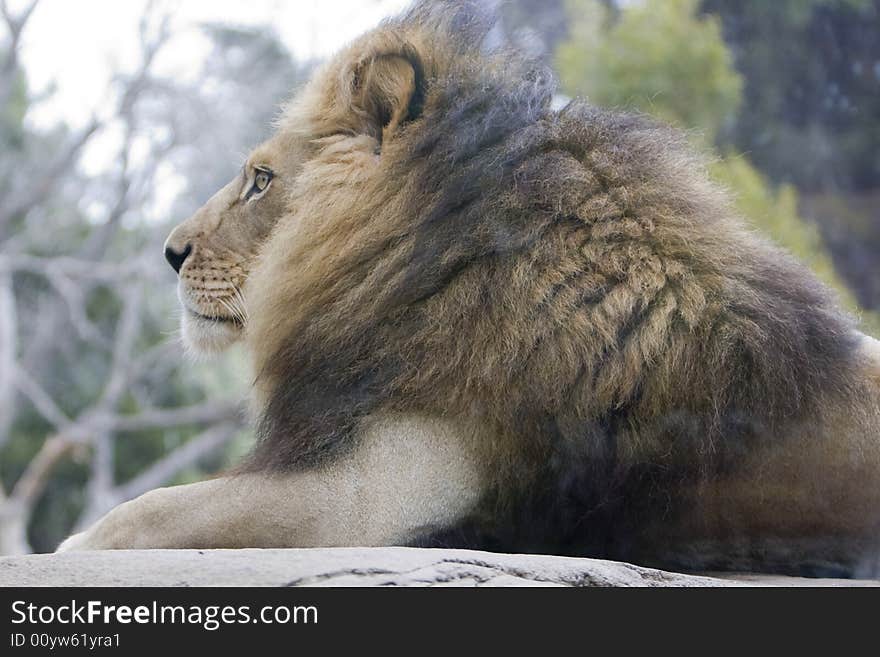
0 547 876 586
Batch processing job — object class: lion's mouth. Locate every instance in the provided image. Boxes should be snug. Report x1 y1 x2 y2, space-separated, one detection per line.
186 307 243 327
178 299 245 354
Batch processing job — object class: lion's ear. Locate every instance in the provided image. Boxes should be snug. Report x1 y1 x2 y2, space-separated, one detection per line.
350 49 425 146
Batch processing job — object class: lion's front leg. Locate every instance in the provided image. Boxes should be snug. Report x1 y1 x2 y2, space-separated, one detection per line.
56 479 279 551
57 488 183 551
57 414 488 551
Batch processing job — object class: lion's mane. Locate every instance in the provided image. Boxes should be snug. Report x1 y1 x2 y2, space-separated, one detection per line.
244 2 877 567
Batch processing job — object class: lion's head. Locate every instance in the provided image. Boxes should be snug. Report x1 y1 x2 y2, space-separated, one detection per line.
163 136 287 353
163 2 467 357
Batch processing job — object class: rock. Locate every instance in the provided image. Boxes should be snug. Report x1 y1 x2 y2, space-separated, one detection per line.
0 547 876 586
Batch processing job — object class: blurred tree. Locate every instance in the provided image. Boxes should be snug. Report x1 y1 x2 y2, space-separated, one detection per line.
701 0 878 191
0 5 305 554
557 0 742 142
701 0 880 314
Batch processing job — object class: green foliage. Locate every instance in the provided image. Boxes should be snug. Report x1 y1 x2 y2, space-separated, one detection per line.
556 0 742 140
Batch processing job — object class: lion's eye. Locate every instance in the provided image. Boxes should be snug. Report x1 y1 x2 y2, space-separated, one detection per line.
255 170 271 191
246 168 273 200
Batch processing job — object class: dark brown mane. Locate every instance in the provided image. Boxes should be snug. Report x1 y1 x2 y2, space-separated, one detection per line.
242 0 873 567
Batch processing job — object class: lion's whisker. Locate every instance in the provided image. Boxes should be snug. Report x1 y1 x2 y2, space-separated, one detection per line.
229 292 248 326
233 285 250 323
217 297 242 325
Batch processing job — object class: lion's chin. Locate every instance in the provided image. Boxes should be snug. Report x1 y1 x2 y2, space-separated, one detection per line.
180 309 242 356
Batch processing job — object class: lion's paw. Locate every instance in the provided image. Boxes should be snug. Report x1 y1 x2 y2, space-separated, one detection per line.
55 531 92 553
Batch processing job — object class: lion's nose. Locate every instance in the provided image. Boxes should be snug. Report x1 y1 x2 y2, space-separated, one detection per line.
164 243 192 274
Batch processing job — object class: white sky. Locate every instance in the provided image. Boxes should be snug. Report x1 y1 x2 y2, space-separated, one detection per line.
17 0 411 130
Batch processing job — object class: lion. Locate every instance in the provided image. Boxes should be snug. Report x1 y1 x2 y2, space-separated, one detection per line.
59 0 880 577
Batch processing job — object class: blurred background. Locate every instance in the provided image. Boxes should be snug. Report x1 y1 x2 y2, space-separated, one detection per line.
0 0 877 554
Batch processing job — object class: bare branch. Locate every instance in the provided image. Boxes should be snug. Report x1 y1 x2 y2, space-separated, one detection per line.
83 430 114 520
104 399 245 433
9 433 75 509
115 423 239 503
99 289 144 406
0 119 102 239
12 365 72 431
0 272 16 448
1 390 244 540
0 253 151 282
0 0 40 36
1 0 40 68
127 341 181 383
42 270 109 347
82 290 146 508
0 4 174 239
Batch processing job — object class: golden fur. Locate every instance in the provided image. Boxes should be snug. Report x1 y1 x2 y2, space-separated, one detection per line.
109 0 880 574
